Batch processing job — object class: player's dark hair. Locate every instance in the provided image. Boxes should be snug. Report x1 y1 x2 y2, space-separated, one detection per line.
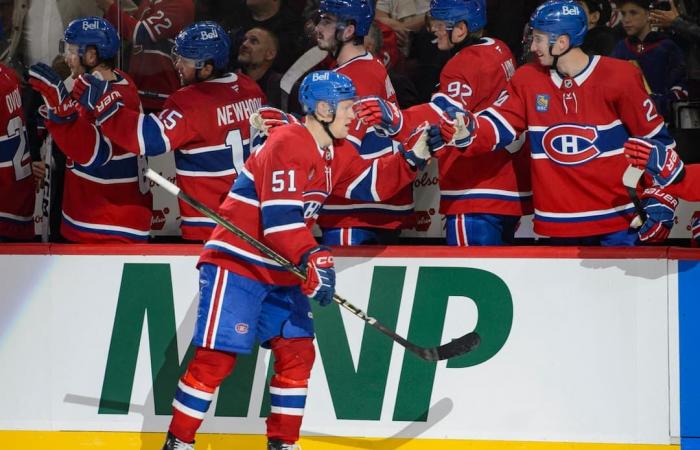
617 0 652 10
85 44 116 70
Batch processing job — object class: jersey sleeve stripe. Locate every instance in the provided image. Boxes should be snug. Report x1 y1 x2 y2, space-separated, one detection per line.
261 199 304 208
227 191 260 207
481 108 517 143
263 222 307 236
261 204 305 231
344 165 372 199
138 114 172 156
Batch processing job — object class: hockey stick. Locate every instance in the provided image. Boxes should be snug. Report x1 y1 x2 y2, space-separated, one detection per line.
622 165 647 228
39 135 53 243
146 169 480 361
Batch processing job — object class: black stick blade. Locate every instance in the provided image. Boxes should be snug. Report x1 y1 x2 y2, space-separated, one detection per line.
417 331 481 361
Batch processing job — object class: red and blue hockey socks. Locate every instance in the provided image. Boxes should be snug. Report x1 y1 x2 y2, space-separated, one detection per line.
169 347 236 443
266 337 316 444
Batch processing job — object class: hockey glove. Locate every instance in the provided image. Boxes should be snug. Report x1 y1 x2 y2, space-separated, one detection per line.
353 96 403 136
399 122 431 171
72 74 124 125
691 213 700 247
300 246 335 307
28 63 78 124
624 137 685 188
249 106 301 136
634 187 678 243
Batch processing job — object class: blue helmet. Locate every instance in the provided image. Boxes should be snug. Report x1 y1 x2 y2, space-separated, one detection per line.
299 71 356 114
319 0 375 37
529 0 587 47
430 0 487 33
63 17 120 59
173 21 230 70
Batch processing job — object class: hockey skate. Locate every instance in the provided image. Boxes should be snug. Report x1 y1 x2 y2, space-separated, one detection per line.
267 439 301 450
162 432 195 450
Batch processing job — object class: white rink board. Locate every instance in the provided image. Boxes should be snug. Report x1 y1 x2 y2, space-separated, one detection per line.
0 253 677 444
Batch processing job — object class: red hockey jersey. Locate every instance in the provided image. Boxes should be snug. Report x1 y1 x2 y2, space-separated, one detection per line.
471 55 674 237
105 0 194 111
96 73 267 241
199 123 417 285
665 165 700 201
318 52 413 230
0 65 34 240
437 37 531 217
47 70 152 243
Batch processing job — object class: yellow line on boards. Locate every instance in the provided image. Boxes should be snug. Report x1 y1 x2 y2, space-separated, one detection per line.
1 431 679 450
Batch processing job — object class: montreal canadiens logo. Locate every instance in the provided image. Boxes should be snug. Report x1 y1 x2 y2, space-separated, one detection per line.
541 124 601 165
235 323 249 334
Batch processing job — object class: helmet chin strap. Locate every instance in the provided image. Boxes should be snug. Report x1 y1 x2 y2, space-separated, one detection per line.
315 110 339 142
332 24 354 59
548 39 573 70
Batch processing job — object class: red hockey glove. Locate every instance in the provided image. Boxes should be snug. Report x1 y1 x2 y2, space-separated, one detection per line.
249 106 301 136
353 96 403 136
624 137 685 188
72 74 124 125
28 63 78 123
300 246 335 307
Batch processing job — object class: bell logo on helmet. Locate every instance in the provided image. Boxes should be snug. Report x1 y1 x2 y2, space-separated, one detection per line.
82 21 100 31
312 72 330 81
200 29 219 40
562 5 579 15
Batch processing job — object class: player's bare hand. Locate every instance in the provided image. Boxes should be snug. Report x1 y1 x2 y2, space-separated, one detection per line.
32 161 46 191
650 2 679 28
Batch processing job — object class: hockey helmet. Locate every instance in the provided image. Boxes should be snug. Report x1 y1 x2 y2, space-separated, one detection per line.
173 21 230 70
318 0 375 37
430 0 487 33
63 17 120 59
299 71 357 115
529 0 588 47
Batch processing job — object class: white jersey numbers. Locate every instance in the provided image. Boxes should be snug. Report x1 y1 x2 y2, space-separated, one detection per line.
272 169 297 193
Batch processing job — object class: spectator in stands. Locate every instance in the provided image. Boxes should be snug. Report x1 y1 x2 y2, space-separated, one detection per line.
364 22 420 108
96 0 195 112
650 0 700 97
375 0 431 56
612 0 688 121
237 27 283 107
228 0 304 73
578 0 618 55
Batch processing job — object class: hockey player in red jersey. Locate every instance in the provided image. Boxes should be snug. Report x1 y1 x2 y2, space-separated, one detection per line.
0 64 34 241
65 21 266 241
28 17 152 243
433 0 678 245
357 0 532 245
76 69 436 450
97 0 195 111
314 0 411 245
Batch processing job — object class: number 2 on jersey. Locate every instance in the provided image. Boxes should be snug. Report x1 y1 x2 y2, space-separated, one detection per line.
7 116 30 181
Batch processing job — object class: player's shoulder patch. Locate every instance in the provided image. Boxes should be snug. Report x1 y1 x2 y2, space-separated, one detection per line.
535 94 550 112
